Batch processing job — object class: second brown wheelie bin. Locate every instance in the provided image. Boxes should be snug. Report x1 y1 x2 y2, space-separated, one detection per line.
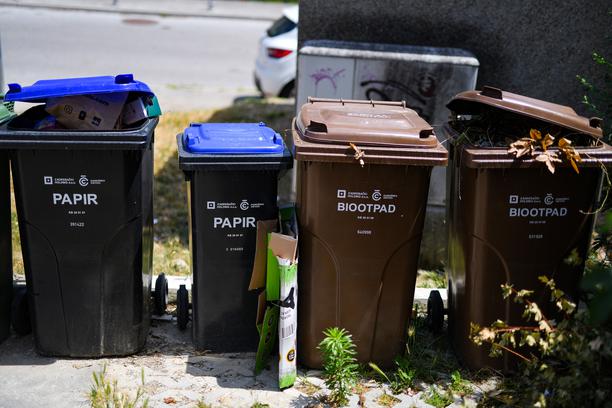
441 87 612 371
294 98 447 368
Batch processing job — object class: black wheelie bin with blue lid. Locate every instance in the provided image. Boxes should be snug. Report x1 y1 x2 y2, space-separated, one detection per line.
0 75 160 357
0 97 14 343
177 122 292 352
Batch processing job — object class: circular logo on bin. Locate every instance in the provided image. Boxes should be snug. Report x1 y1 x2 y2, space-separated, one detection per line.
372 190 382 201
544 194 554 205
64 105 73 115
79 175 89 187
240 200 250 210
286 348 295 362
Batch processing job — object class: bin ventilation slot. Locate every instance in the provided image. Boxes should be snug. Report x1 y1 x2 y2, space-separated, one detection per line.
115 74 134 84
419 129 434 138
590 117 602 129
480 86 503 99
8 84 22 93
307 121 328 133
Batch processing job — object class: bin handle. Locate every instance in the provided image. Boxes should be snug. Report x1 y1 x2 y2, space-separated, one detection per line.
349 143 365 167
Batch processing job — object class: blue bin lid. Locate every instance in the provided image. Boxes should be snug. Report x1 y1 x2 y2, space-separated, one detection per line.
4 74 153 102
182 122 285 154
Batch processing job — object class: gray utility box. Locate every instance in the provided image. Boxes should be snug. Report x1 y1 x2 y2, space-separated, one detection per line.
294 40 479 267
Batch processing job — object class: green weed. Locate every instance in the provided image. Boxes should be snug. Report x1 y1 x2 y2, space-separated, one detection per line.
424 386 453 408
449 370 472 396
318 327 360 407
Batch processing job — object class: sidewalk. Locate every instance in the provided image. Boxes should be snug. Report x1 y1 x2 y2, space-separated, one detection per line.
0 0 287 20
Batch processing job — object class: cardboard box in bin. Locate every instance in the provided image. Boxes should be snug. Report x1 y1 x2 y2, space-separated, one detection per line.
249 215 298 389
46 92 128 130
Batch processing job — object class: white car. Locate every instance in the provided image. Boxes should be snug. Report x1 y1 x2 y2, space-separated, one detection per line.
254 6 298 98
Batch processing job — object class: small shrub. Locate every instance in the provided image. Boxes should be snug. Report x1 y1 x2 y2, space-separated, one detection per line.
318 327 359 407
577 52 612 144
471 276 612 407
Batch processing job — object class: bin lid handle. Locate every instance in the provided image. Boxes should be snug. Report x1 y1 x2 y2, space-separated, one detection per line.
480 86 503 99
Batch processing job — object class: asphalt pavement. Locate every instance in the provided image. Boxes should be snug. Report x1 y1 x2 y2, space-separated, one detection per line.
0 3 284 111
0 0 286 21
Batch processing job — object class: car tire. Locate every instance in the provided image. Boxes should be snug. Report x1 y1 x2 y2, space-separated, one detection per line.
153 273 168 316
278 80 295 98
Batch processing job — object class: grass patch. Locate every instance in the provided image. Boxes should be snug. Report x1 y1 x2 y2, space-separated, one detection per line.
88 366 149 408
375 392 401 407
449 370 472 396
295 377 322 396
416 270 446 288
10 188 23 278
424 386 453 408
366 311 483 403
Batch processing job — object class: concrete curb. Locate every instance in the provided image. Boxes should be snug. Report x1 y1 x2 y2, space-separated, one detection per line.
155 274 448 305
18 274 447 306
0 1 278 21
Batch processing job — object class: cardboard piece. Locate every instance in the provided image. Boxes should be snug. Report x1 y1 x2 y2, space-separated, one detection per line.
45 92 128 130
121 95 162 126
250 211 298 389
277 253 298 389
249 219 278 291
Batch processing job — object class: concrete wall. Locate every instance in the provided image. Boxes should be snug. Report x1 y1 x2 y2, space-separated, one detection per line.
298 0 610 116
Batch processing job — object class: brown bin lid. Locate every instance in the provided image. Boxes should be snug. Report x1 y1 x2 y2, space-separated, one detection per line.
296 98 439 147
447 86 603 138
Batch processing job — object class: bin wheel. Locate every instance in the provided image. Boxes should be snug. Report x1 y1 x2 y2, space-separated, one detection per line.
176 284 189 331
11 286 31 336
427 290 444 334
153 273 169 315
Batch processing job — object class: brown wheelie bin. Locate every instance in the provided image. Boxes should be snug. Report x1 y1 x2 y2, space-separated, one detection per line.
442 87 612 371
294 98 447 368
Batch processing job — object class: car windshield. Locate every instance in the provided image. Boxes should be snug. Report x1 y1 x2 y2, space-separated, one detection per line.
266 16 296 37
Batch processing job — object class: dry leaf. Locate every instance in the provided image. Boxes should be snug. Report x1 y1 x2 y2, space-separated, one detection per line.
163 397 177 404
530 128 542 141
535 151 561 174
558 137 581 174
508 138 534 158
541 133 554 151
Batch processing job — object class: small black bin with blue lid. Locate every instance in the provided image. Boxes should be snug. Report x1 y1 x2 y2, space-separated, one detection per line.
177 122 292 352
0 74 160 357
